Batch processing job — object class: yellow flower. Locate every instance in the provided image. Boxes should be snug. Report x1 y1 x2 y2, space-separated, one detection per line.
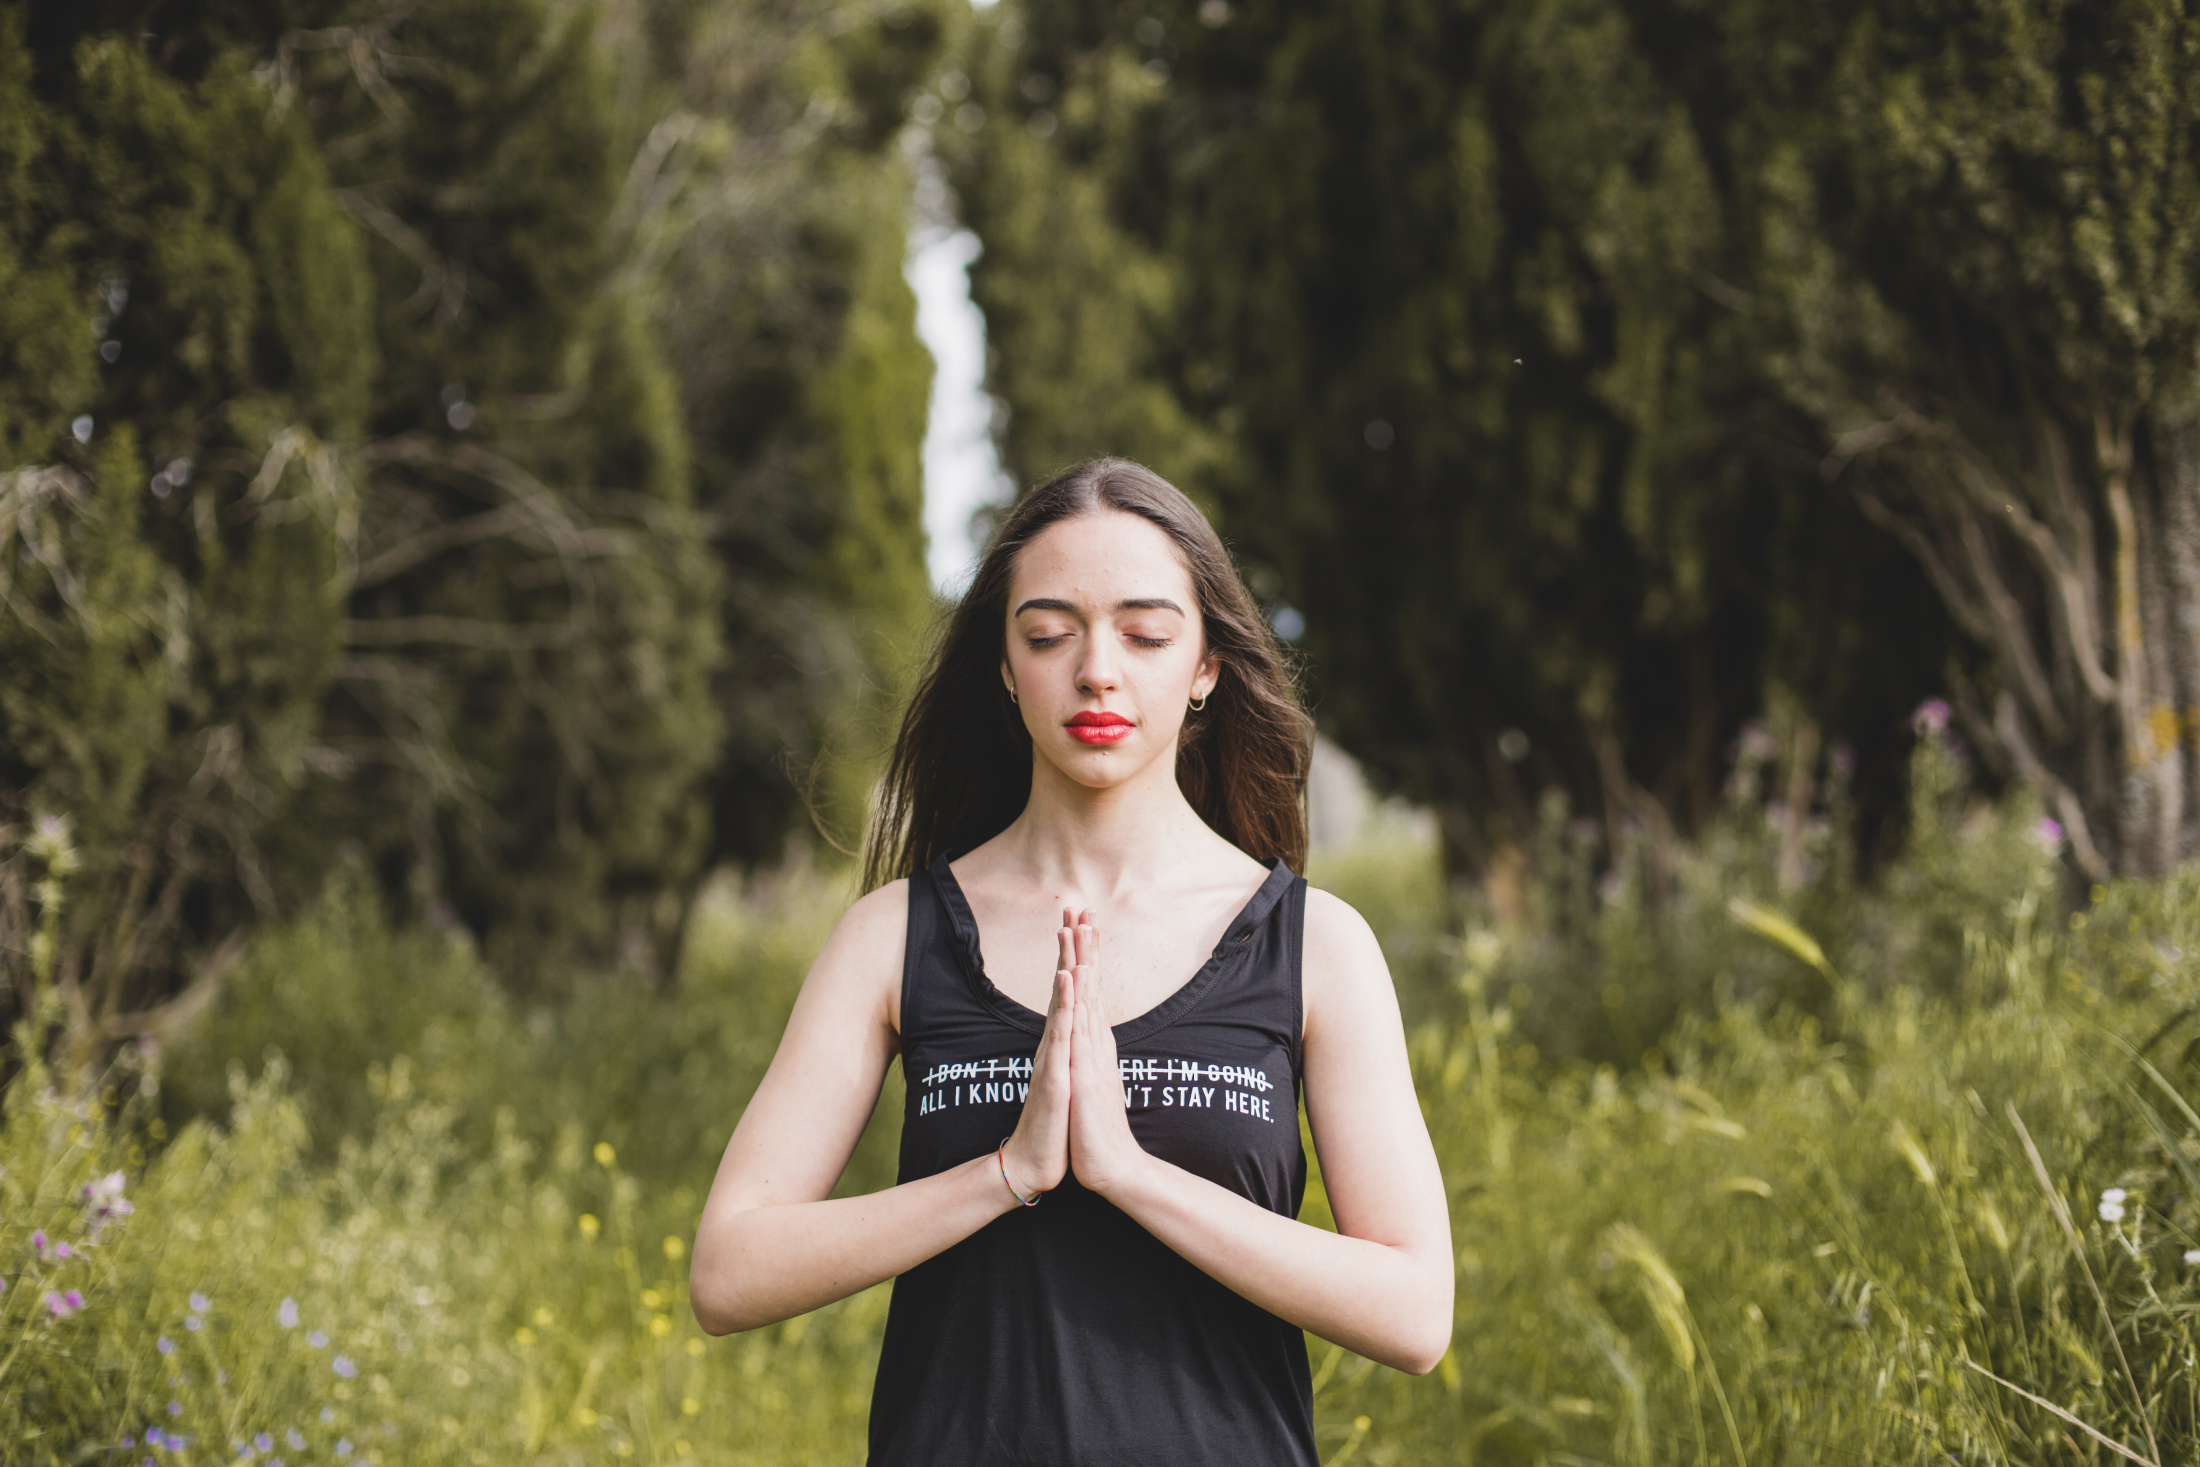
685 1338 706 1358
593 1142 616 1168
575 1408 599 1426
641 1289 662 1309
650 1314 673 1338
681 1397 701 1417
578 1214 601 1240
514 1326 536 1347
664 1235 687 1262
533 1307 554 1327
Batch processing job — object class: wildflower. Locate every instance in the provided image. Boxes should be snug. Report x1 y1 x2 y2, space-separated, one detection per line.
308 1330 327 1349
2185 1248 2200 1265
277 1298 298 1329
578 1213 601 1240
145 1429 163 1448
286 1429 305 1450
54 1240 73 1260
168 1401 182 1417
2099 1188 2127 1224
186 1315 203 1331
332 1356 357 1379
2032 817 2065 851
189 1293 209 1313
320 1408 334 1423
336 1440 352 1458
1913 698 1951 734
83 1171 133 1240
255 1432 274 1452
31 1229 48 1259
45 1289 82 1318
158 1336 174 1354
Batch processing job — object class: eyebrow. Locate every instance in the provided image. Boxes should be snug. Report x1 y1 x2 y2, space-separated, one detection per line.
1013 596 1187 617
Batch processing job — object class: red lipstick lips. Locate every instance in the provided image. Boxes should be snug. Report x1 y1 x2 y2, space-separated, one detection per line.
1065 711 1133 746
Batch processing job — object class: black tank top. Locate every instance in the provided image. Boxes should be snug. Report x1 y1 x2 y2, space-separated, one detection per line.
867 854 1319 1467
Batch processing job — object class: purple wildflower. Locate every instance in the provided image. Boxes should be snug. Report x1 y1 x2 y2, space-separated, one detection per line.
319 1408 334 1423
146 1428 165 1448
64 1289 82 1310
167 1401 182 1416
53 1241 72 1260
158 1336 174 1355
277 1298 297 1329
121 1437 133 1449
45 1289 79 1319
2034 816 2065 850
185 1315 203 1332
1912 698 1951 735
255 1433 274 1453
189 1293 209 1313
332 1355 357 1379
83 1171 133 1240
308 1330 327 1349
31 1229 47 1259
335 1440 352 1458
286 1429 305 1449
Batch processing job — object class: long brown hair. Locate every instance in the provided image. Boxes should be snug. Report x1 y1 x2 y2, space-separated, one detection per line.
863 459 1314 889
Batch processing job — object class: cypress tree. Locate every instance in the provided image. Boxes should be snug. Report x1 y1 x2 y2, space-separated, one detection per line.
1 13 372 1047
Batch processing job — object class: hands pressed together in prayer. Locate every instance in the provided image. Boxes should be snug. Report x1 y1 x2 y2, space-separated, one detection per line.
999 911 1145 1202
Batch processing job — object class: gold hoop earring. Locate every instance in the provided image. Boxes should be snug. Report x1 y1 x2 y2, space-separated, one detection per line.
1189 692 1208 712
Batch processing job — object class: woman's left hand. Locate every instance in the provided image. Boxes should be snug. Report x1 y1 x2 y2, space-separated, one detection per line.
1064 910 1148 1197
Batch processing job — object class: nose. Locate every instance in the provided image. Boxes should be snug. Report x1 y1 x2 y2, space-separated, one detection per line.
1077 635 1120 696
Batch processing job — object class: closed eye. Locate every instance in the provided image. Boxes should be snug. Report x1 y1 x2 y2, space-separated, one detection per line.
1128 635 1173 649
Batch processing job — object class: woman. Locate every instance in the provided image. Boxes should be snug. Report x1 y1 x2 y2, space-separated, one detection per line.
691 459 1451 1465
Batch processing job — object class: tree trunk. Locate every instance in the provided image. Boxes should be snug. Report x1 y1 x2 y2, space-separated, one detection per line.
1841 407 2200 878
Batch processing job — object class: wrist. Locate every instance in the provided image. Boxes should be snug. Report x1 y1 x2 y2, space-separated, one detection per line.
1079 1140 1156 1203
996 1138 1047 1209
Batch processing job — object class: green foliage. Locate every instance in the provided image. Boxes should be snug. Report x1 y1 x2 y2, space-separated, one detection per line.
13 765 2200 1463
0 18 367 1046
947 0 2200 882
6 0 951 1018
600 0 946 867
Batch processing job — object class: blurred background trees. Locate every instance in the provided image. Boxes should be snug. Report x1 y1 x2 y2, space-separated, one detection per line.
2 0 941 1048
8 0 2200 1059
939 0 2200 893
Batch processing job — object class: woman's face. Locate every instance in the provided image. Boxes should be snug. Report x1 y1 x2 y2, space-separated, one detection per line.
1001 509 1220 791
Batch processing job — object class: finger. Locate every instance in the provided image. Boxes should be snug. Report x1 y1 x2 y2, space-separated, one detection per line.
1057 924 1074 976
1074 919 1096 972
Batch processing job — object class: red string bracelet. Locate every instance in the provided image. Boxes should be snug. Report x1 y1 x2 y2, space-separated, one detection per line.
997 1138 1040 1207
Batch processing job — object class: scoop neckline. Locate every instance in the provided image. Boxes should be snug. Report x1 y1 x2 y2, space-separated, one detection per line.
929 854 1295 1046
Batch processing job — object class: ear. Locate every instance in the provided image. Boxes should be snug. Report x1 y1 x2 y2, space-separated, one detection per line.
1193 651 1222 701
1000 657 1014 695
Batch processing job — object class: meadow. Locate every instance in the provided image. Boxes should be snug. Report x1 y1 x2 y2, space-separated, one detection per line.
5 736 2198 1465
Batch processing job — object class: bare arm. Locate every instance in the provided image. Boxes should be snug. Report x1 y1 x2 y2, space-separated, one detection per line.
1064 893 1453 1374
689 883 1079 1334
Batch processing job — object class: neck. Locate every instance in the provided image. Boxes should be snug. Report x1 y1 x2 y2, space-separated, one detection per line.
993 743 1213 899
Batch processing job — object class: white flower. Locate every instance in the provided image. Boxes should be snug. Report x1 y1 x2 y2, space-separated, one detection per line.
2183 1249 2200 1265
2098 1188 2127 1223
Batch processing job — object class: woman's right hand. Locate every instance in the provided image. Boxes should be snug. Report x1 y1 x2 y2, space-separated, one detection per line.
1000 909 1077 1201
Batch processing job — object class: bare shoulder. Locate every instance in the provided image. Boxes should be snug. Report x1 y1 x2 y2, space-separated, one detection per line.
827 877 910 949
1300 887 1398 1028
797 878 910 1029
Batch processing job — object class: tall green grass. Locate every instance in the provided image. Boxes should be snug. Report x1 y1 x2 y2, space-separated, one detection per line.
6 743 2199 1464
